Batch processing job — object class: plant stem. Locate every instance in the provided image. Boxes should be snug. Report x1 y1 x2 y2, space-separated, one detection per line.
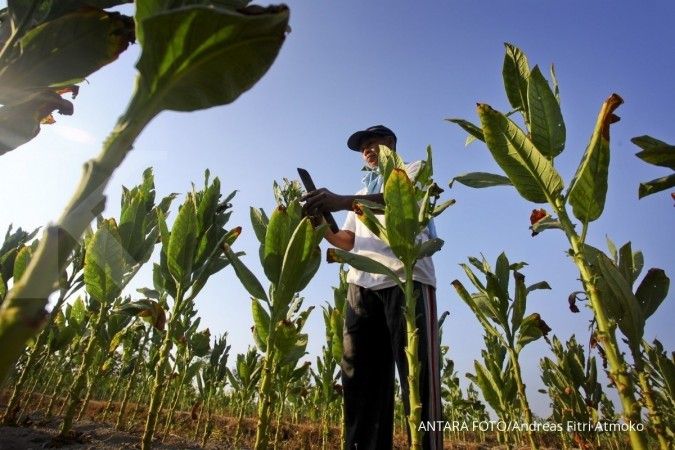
636 370 669 450
403 266 423 450
555 205 647 450
141 284 184 450
59 304 109 435
254 332 277 450
0 85 156 385
507 347 539 450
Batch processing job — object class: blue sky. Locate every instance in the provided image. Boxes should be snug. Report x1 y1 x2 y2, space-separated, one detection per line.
1 0 673 417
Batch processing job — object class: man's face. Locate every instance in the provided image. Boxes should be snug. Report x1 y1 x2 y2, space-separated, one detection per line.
360 136 393 169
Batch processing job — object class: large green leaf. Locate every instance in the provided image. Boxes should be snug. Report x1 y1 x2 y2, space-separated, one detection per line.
84 219 126 303
223 244 267 301
384 168 418 263
327 248 403 291
276 218 319 302
567 94 623 223
477 104 564 203
515 313 547 353
167 196 198 284
527 65 565 158
511 271 526 334
631 135 675 170
251 298 270 352
635 268 669 319
263 206 291 284
502 43 530 119
250 207 269 244
449 172 512 189
135 3 289 113
596 253 644 351
0 9 134 99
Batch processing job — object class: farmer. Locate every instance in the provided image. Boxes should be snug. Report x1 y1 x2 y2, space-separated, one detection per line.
302 125 443 450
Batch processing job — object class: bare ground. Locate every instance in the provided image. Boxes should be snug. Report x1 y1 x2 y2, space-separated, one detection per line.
0 394 561 449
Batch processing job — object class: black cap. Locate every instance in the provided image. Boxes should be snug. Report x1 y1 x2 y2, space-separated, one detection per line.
347 125 397 151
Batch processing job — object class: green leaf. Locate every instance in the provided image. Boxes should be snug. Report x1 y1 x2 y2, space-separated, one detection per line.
596 253 644 351
84 219 126 303
477 104 564 203
250 207 269 244
0 9 133 97
526 281 551 293
527 65 566 158
384 168 418 263
449 172 513 189
549 64 560 104
327 248 403 291
606 235 618 263
635 268 669 319
511 272 526 333
631 135 675 170
12 245 33 283
502 43 530 119
277 218 319 302
353 202 388 243
223 244 267 302
167 196 198 284
135 4 289 113
638 174 675 199
263 206 291 284
416 238 444 259
515 313 546 352
446 118 485 144
567 94 623 222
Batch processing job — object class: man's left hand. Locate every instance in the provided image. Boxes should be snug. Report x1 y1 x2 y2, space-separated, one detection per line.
301 188 350 214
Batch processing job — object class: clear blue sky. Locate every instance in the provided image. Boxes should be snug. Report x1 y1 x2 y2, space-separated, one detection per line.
1 0 673 417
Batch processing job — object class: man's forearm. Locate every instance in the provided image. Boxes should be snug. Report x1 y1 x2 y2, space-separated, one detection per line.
338 193 385 211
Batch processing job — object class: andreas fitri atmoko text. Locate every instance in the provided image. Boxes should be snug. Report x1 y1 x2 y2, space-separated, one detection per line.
418 420 646 433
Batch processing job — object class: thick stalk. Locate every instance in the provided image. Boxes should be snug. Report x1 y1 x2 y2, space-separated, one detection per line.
35 355 60 411
232 400 246 447
507 348 538 450
2 288 69 424
403 267 423 450
128 378 148 429
0 87 156 384
162 366 186 442
76 376 94 421
115 364 137 430
101 373 123 422
637 371 669 450
141 286 184 450
116 330 148 430
200 386 214 447
59 305 109 435
254 333 277 450
272 390 286 450
556 206 647 450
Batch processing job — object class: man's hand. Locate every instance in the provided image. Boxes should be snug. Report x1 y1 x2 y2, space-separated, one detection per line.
301 188 351 214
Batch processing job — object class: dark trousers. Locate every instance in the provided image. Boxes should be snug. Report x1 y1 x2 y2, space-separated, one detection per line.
342 282 443 450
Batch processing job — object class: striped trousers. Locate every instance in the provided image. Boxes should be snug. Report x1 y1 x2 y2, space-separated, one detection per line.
342 282 443 450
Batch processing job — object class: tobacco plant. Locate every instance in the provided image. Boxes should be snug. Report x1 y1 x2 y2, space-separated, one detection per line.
227 347 262 448
453 253 551 449
447 43 671 450
142 171 240 450
327 145 452 449
0 0 290 385
539 335 616 450
225 181 323 450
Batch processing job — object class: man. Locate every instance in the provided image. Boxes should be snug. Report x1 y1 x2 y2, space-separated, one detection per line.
302 125 443 450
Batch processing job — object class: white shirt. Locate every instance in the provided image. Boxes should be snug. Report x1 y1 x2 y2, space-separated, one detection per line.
342 161 437 289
